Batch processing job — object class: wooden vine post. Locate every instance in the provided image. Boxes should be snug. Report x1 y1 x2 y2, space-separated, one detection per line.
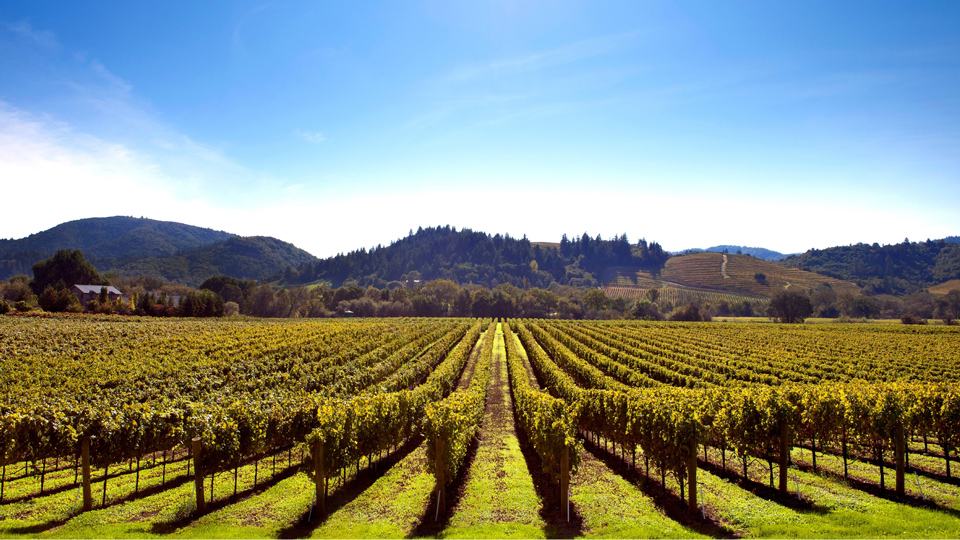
895 422 905 497
191 438 206 514
778 422 789 494
81 437 92 511
435 437 446 516
314 438 325 517
687 435 698 513
560 445 570 516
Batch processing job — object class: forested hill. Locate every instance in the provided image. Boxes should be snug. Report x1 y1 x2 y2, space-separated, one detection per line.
112 236 317 286
0 216 234 279
781 238 960 295
283 226 669 289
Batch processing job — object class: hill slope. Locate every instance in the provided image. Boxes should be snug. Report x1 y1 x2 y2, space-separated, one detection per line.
782 239 960 295
286 227 669 289
113 236 317 286
0 216 234 279
660 252 860 297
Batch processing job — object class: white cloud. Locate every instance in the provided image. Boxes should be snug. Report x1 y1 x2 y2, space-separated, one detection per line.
296 130 326 144
6 21 58 50
89 60 134 94
1 102 955 259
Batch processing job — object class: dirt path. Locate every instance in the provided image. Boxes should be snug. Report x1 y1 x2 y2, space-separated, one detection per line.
721 253 730 279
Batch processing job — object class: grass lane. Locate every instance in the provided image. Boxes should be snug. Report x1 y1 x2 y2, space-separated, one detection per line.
442 323 547 539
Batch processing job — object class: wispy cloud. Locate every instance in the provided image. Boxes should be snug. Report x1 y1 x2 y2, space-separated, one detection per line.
89 60 134 94
296 129 326 144
445 30 642 82
6 20 57 50
232 3 273 55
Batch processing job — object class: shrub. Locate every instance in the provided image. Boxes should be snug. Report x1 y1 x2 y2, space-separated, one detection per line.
668 303 711 322
767 290 813 323
38 287 82 313
632 299 663 321
900 313 928 325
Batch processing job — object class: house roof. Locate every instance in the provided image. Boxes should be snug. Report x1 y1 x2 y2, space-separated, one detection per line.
72 284 123 295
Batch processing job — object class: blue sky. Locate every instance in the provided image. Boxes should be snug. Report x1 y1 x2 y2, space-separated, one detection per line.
1 1 958 257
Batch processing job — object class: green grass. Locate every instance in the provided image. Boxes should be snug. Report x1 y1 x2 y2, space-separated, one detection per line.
311 444 434 539
0 449 304 539
691 447 960 538
570 453 707 539
442 325 547 539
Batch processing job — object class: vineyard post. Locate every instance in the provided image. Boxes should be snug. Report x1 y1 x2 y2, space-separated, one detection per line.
314 438 325 517
191 438 206 514
560 445 570 516
81 437 92 511
687 436 697 513
895 422 905 497
435 437 446 516
778 422 788 494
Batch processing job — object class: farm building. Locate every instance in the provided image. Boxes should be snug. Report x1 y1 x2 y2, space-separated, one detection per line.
72 284 124 304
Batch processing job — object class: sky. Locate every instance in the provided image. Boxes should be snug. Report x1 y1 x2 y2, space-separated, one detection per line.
1 1 958 257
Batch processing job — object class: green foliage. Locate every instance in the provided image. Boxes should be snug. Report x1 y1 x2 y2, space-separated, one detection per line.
503 322 581 481
667 303 711 322
30 249 103 295
767 290 814 323
783 238 960 295
114 236 317 286
424 323 496 483
37 286 82 313
631 299 662 320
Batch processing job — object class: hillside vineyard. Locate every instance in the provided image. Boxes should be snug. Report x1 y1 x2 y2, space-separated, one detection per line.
0 317 958 536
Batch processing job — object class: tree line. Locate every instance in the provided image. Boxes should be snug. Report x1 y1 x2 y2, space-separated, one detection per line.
274 226 669 289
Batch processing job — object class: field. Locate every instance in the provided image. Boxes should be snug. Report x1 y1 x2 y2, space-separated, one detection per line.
1 316 959 538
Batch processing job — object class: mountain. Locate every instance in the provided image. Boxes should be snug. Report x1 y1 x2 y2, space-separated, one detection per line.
111 236 317 286
674 245 789 261
781 239 960 295
0 216 234 279
703 245 790 261
944 236 960 244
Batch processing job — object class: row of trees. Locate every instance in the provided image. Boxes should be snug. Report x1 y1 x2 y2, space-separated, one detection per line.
769 287 960 324
6 247 956 323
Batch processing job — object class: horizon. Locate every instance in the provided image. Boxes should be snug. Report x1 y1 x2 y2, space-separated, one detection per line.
5 214 958 261
1 1 959 258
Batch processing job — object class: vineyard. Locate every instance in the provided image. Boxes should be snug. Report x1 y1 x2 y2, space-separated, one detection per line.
660 252 861 297
1 316 960 538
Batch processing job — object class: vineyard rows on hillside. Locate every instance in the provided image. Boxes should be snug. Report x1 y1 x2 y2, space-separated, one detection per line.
1 316 959 538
